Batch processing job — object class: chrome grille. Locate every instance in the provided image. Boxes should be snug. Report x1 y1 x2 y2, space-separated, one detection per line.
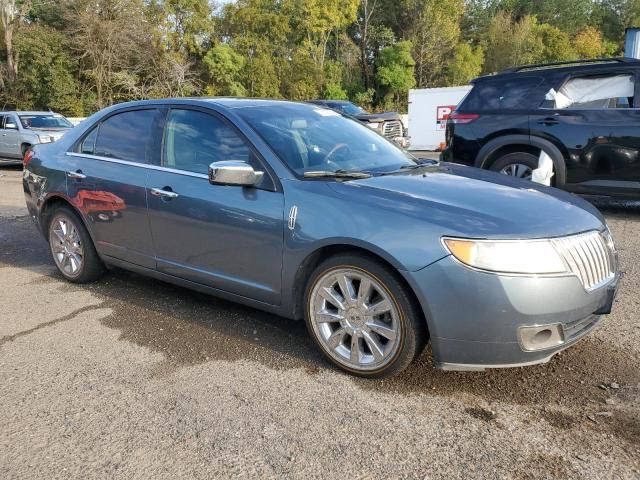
552 231 615 291
382 120 403 139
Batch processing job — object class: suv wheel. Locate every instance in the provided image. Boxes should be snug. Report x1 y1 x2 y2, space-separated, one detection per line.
304 253 427 378
48 206 105 283
490 152 540 181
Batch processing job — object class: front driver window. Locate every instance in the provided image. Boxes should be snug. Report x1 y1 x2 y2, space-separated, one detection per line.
163 109 251 175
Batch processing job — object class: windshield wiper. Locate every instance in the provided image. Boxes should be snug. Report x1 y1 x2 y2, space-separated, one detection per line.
399 158 439 169
303 169 372 179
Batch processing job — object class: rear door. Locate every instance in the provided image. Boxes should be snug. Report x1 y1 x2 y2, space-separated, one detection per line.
145 106 285 305
66 108 164 268
529 69 640 196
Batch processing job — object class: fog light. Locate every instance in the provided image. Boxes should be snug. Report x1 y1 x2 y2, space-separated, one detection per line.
518 324 565 352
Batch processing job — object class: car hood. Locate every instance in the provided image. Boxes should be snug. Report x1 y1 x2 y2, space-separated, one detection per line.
30 128 69 138
328 163 605 239
353 112 401 122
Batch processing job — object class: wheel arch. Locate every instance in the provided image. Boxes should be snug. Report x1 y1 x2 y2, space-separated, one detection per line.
290 244 428 337
475 134 567 185
39 194 96 244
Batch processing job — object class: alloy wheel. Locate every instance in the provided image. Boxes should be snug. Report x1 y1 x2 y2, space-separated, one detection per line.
309 268 401 371
499 162 533 180
49 215 84 278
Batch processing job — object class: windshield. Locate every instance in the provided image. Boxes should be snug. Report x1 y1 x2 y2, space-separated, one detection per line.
236 103 415 176
334 102 366 116
19 114 73 129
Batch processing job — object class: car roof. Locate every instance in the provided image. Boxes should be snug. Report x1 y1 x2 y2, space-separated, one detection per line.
97 98 328 112
474 57 640 83
0 111 60 115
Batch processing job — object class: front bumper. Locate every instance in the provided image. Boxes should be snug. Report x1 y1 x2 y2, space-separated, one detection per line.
404 255 619 371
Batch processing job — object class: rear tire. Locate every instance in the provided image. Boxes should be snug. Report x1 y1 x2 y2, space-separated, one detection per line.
304 253 427 378
489 152 539 181
47 206 105 283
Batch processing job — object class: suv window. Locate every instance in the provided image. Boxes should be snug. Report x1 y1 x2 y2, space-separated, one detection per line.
163 109 251 174
93 109 158 163
0 115 6 129
461 76 543 111
550 74 635 109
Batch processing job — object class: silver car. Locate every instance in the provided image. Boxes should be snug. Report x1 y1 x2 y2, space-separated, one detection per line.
0 111 73 164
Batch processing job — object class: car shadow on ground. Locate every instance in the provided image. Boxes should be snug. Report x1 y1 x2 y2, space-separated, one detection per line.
2 214 639 424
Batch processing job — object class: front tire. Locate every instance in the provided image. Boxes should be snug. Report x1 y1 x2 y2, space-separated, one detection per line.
47 206 104 283
304 253 427 378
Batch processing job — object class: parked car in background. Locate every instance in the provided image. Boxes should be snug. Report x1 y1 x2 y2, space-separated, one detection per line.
307 99 410 148
0 111 74 164
442 58 640 199
24 98 618 377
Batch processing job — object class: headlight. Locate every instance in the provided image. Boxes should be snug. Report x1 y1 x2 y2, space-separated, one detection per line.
366 122 380 130
442 237 567 275
38 135 52 143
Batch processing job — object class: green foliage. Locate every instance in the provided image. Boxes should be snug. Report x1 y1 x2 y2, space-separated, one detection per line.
446 43 485 86
535 23 576 62
483 12 544 73
5 25 83 115
203 44 246 96
376 41 416 109
0 0 634 115
573 26 607 58
353 88 375 110
406 0 465 87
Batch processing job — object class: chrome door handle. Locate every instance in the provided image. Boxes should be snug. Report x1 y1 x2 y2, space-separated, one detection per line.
150 187 179 199
66 171 86 179
537 117 560 125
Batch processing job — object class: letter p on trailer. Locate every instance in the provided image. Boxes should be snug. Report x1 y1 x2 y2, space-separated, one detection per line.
408 86 472 151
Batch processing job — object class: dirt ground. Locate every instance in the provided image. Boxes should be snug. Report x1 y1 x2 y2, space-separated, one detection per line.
1 165 638 479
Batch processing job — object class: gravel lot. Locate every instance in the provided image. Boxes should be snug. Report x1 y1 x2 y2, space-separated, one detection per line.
1 164 639 479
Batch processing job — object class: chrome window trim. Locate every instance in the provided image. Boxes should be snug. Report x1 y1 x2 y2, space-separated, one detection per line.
65 152 209 179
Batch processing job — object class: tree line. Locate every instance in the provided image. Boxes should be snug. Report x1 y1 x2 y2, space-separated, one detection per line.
0 0 638 116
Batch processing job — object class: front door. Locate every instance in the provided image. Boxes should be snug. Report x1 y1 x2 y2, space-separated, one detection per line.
529 70 640 196
146 107 284 305
66 108 163 269
1 114 22 158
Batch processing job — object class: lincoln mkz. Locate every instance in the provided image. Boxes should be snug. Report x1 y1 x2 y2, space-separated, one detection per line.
23 99 619 377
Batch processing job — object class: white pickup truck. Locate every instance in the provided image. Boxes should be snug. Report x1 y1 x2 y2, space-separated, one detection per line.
0 111 74 164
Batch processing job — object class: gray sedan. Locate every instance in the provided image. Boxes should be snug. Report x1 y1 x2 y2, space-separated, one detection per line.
22 99 619 377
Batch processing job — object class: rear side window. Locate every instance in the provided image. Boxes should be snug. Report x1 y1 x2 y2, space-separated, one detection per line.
548 74 635 109
80 127 98 154
0 115 5 129
163 109 251 174
461 77 543 111
93 109 159 163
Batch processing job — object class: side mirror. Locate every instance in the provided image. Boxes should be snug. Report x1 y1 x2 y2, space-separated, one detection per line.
208 160 264 187
5 122 17 130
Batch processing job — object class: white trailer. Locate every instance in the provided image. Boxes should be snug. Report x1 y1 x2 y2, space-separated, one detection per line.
407 86 472 151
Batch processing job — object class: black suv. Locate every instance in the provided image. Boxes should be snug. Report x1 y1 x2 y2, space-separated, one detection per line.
442 58 640 199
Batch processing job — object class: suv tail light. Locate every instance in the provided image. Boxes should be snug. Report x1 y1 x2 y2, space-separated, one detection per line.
23 148 34 167
449 112 479 124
